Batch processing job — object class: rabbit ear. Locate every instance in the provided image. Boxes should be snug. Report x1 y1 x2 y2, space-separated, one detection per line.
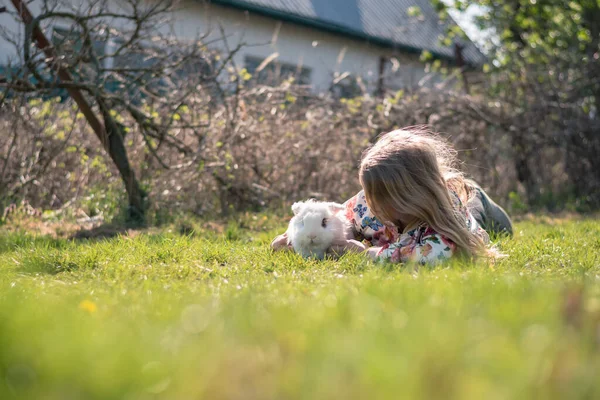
328 202 345 214
291 201 305 215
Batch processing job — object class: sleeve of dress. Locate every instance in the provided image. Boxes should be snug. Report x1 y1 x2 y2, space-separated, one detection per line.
343 190 389 243
377 226 457 265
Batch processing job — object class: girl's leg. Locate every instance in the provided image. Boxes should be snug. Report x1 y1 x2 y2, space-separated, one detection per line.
466 179 513 236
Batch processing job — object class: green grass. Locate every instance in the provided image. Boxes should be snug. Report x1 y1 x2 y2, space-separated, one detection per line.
1 215 599 399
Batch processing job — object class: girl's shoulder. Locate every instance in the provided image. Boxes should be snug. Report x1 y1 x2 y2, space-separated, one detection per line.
343 190 366 206
344 190 401 245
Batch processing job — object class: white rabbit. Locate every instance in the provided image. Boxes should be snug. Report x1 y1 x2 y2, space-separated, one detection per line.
286 200 353 260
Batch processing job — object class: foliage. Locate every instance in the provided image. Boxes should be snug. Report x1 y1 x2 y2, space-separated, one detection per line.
433 0 600 208
0 0 226 220
5 69 592 221
0 216 599 398
2 0 598 219
3 83 541 220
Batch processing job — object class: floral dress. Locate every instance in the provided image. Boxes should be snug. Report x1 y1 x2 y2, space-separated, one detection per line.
343 190 489 264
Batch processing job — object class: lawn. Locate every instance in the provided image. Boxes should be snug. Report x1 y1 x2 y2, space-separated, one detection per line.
0 214 599 399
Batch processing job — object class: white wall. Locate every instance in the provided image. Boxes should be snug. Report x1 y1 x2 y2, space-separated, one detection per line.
0 0 34 66
0 0 106 65
0 0 432 93
171 1 429 92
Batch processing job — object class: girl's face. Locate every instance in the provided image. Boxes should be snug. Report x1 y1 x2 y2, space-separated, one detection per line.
394 213 411 231
364 193 409 231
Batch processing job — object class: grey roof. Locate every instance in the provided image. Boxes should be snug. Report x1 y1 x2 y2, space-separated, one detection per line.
211 0 486 65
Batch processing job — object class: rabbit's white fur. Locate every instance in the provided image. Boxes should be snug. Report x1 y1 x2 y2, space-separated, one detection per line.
287 200 353 260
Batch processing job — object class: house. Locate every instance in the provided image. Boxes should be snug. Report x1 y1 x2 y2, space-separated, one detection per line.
0 0 485 93
180 0 486 92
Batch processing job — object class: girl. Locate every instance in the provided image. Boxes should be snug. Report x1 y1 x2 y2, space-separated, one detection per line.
272 128 510 264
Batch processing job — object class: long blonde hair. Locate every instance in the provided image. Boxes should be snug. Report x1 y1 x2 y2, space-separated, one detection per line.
359 128 485 258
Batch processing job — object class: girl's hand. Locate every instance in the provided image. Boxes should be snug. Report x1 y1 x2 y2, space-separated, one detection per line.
271 233 293 251
365 246 382 260
328 239 367 256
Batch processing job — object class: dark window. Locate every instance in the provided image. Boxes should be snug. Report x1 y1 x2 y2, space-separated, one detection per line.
51 26 107 65
245 56 311 85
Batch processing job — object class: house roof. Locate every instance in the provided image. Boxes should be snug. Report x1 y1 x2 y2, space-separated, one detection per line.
210 0 486 66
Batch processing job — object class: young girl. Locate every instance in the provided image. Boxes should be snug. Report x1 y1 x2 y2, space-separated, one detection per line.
272 128 506 264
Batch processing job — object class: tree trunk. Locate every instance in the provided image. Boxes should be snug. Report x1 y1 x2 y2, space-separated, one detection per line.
11 0 147 222
98 100 146 223
511 132 537 205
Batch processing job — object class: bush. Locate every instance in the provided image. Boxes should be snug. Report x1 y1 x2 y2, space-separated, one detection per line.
1 78 597 220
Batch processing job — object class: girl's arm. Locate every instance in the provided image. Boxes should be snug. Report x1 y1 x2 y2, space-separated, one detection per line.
376 228 456 264
328 239 367 256
366 246 382 259
343 190 391 242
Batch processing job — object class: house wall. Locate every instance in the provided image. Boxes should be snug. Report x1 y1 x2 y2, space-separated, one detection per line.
0 0 30 66
0 0 91 66
0 0 435 93
170 1 431 92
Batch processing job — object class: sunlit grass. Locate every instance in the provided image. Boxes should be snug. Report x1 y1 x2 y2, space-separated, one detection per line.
0 215 599 399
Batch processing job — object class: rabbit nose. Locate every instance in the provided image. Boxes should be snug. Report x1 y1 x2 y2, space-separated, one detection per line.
308 234 317 240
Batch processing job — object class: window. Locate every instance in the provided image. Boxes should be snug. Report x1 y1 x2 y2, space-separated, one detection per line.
48 26 218 104
51 26 108 68
330 73 364 98
245 56 311 85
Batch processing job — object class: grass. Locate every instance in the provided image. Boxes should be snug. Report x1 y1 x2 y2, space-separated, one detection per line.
0 214 599 399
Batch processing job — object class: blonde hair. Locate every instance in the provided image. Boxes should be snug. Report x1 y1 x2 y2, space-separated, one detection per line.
359 127 486 259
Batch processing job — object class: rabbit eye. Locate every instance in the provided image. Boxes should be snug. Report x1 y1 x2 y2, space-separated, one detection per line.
321 218 328 228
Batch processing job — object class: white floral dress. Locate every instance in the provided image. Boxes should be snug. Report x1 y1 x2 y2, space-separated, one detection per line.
343 190 489 264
